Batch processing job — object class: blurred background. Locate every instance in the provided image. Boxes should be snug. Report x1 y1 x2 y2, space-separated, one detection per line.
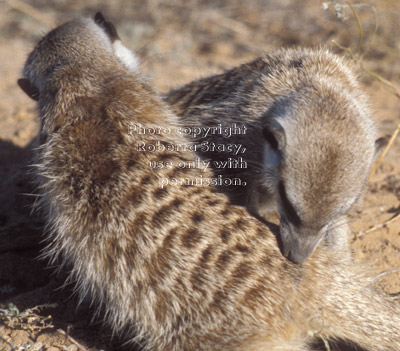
0 1 399 350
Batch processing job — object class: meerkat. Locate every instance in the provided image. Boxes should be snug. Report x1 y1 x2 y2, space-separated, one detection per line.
18 15 400 351
166 48 386 264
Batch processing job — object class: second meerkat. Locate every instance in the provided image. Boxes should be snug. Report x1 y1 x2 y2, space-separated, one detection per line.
166 48 384 263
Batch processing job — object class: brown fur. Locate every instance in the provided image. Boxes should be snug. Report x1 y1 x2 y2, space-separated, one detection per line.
20 17 400 351
166 48 381 263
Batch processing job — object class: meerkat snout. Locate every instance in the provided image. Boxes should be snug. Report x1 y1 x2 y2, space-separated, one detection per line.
279 218 326 265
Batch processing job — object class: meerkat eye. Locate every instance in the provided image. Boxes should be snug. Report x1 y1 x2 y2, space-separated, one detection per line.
262 126 279 150
278 181 301 227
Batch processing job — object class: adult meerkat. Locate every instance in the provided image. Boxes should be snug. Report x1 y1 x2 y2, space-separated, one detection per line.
166 48 385 264
19 15 400 351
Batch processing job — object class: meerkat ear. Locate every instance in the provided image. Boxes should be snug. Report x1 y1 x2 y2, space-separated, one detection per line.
94 12 120 42
94 11 106 23
17 78 39 101
94 12 139 71
262 126 279 150
262 122 286 150
262 99 290 150
373 135 389 162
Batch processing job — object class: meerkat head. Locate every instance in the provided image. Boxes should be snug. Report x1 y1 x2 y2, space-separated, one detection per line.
261 89 385 264
17 13 140 145
18 13 139 102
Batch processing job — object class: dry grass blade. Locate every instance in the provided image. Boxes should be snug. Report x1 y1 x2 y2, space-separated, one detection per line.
370 122 400 176
362 64 400 100
331 39 355 58
203 11 251 37
345 0 363 54
57 329 88 351
0 334 16 351
4 0 55 28
320 335 331 351
327 1 400 177
371 269 400 280
0 303 56 332
354 212 400 238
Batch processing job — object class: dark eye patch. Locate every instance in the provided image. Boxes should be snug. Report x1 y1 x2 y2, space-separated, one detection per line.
262 126 279 150
278 181 301 227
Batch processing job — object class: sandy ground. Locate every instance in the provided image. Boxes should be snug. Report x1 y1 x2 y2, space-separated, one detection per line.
0 0 399 350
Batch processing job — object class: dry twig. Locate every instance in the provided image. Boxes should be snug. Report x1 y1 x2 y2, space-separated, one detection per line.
0 303 56 332
57 328 88 351
0 333 16 351
353 212 400 238
370 122 400 176
320 335 331 351
371 269 400 280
